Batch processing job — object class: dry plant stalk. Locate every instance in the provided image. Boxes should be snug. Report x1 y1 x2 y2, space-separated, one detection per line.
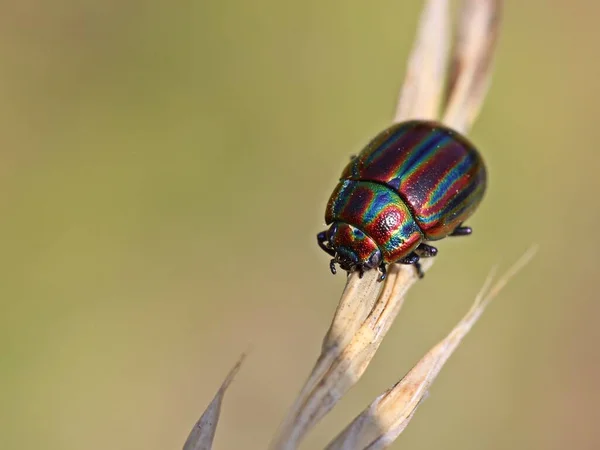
325 248 537 449
184 1 516 449
269 1 503 448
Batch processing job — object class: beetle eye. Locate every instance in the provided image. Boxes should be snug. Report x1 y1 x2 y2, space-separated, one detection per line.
368 251 381 269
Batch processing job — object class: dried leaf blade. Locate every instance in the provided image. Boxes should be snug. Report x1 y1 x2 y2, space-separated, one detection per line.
326 248 537 450
394 0 450 122
269 260 435 450
442 0 503 132
183 356 245 450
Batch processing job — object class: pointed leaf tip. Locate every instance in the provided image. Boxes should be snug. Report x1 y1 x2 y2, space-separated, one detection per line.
183 355 245 450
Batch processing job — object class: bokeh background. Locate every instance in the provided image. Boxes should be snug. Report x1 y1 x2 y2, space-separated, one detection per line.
1 1 598 449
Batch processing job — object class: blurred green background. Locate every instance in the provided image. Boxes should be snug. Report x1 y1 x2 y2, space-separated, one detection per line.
1 1 598 449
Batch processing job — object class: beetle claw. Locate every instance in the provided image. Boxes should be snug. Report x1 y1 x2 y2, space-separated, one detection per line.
450 225 472 236
414 261 424 278
399 252 419 265
329 259 337 275
377 263 387 282
396 252 425 279
416 243 438 258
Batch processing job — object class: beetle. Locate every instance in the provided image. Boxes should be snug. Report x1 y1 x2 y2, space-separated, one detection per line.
317 120 486 281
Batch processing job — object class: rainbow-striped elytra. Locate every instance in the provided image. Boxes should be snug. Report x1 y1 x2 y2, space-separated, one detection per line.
317 120 486 281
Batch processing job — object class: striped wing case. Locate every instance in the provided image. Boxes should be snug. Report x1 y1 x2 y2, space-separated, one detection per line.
341 120 487 240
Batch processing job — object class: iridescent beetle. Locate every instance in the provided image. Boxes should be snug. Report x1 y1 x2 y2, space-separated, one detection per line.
317 120 486 281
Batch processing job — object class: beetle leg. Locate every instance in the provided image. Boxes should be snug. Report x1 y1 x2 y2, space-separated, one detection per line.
416 243 438 257
398 252 419 265
414 261 424 278
450 225 472 236
318 231 336 256
329 259 337 275
377 263 387 282
349 154 357 160
397 252 424 279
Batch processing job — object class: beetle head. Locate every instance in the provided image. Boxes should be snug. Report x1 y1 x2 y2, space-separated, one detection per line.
327 222 382 275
